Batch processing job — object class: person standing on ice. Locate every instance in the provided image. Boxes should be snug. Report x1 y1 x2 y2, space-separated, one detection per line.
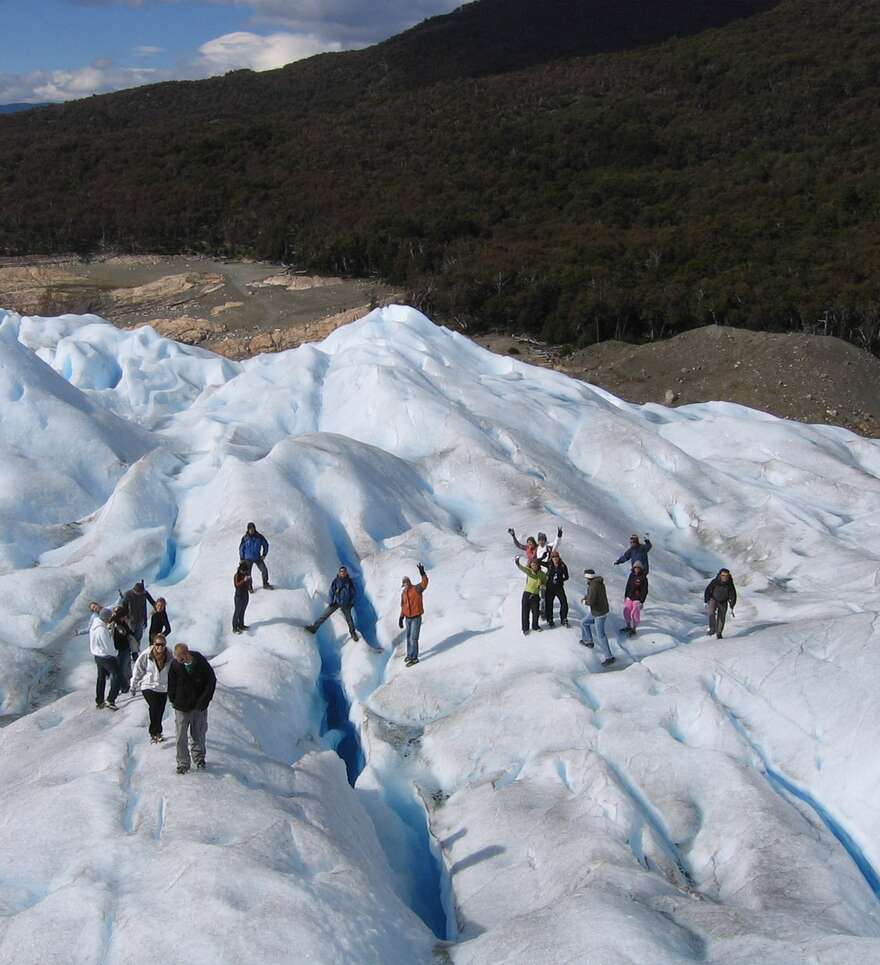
168 643 216 774
614 534 652 574
131 633 171 742
232 562 252 634
239 522 272 589
515 556 548 636
623 561 649 636
580 569 614 665
89 603 120 711
120 580 156 648
109 605 136 694
399 563 429 667
704 569 737 639
543 550 569 627
149 597 171 643
305 565 360 641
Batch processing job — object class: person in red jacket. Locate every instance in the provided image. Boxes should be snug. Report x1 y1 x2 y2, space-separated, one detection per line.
399 563 429 667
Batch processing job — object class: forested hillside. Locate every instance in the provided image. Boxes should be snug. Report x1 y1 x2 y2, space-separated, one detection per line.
2 0 878 350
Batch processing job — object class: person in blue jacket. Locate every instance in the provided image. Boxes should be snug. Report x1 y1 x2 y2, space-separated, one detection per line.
305 565 360 641
239 522 272 589
614 533 652 574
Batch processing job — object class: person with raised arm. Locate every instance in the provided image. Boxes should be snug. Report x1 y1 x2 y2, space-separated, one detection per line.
131 632 171 742
515 555 548 636
614 533 652 574
119 580 156 648
399 563 429 667
306 565 360 641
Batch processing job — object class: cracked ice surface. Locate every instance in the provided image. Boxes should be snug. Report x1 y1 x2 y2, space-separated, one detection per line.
1 306 880 963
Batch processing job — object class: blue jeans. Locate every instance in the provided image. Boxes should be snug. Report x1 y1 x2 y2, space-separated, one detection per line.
581 614 610 658
405 616 422 660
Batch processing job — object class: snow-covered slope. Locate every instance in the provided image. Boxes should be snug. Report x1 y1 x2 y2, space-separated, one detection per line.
1 305 880 963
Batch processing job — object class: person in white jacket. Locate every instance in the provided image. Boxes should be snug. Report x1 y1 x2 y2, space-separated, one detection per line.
131 633 172 742
89 603 120 711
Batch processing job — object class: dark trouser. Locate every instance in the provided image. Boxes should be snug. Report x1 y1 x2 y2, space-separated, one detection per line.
545 585 568 624
244 557 269 587
116 647 133 693
95 655 121 705
521 592 540 632
708 599 728 636
175 708 208 769
233 589 249 630
313 603 356 635
143 689 168 737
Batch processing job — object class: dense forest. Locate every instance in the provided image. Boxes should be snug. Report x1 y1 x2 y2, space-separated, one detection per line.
1 0 879 352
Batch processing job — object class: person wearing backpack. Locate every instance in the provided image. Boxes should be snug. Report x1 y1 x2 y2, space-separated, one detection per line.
704 569 737 639
623 562 649 636
543 550 569 628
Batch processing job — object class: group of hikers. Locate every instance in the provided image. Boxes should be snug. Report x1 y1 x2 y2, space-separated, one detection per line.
83 519 737 770
510 528 736 666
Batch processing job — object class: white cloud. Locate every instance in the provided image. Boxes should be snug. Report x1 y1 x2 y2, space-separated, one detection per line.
0 61 160 104
197 30 342 72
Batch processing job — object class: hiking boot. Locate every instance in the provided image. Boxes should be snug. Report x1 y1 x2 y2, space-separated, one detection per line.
263 583 273 590
580 639 594 648
241 625 249 631
717 632 723 639
177 764 189 775
404 656 413 666
150 735 160 744
408 657 419 667
547 621 555 629
522 629 530 636
305 625 317 634
196 761 206 770
602 657 616 667
562 619 569 628
351 631 360 642
105 701 118 711
96 701 106 709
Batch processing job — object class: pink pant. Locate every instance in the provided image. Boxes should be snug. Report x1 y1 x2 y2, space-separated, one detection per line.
623 598 641 627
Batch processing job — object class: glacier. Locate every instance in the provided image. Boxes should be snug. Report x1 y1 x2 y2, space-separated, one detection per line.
1 305 880 963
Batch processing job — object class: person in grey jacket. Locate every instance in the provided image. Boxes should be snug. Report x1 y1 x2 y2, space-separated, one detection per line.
120 580 156 646
614 534 652 574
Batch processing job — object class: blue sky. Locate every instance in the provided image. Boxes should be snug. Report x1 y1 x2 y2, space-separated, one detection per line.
0 0 464 103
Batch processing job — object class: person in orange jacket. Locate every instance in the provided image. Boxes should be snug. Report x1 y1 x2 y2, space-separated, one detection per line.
399 563 429 667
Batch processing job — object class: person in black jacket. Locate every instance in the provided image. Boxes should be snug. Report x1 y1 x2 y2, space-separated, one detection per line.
109 606 136 693
120 580 156 646
168 643 217 774
149 597 171 643
704 569 737 639
543 550 569 628
623 562 649 636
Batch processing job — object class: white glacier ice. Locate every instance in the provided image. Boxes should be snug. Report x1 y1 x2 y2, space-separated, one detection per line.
0 305 879 963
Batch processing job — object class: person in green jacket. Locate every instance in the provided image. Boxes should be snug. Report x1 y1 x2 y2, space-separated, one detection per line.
515 556 548 636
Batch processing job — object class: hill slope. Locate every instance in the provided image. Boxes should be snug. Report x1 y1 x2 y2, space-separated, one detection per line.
1 0 879 352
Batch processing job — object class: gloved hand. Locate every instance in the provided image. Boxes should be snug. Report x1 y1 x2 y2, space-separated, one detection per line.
417 562 426 575
515 555 520 564
398 616 405 629
613 560 619 565
507 527 515 536
557 526 563 538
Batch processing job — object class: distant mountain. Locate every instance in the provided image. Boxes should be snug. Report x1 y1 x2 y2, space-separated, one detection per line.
1 0 878 355
0 102 48 114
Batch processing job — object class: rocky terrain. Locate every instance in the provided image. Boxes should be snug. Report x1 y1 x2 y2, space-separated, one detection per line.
2 255 877 437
